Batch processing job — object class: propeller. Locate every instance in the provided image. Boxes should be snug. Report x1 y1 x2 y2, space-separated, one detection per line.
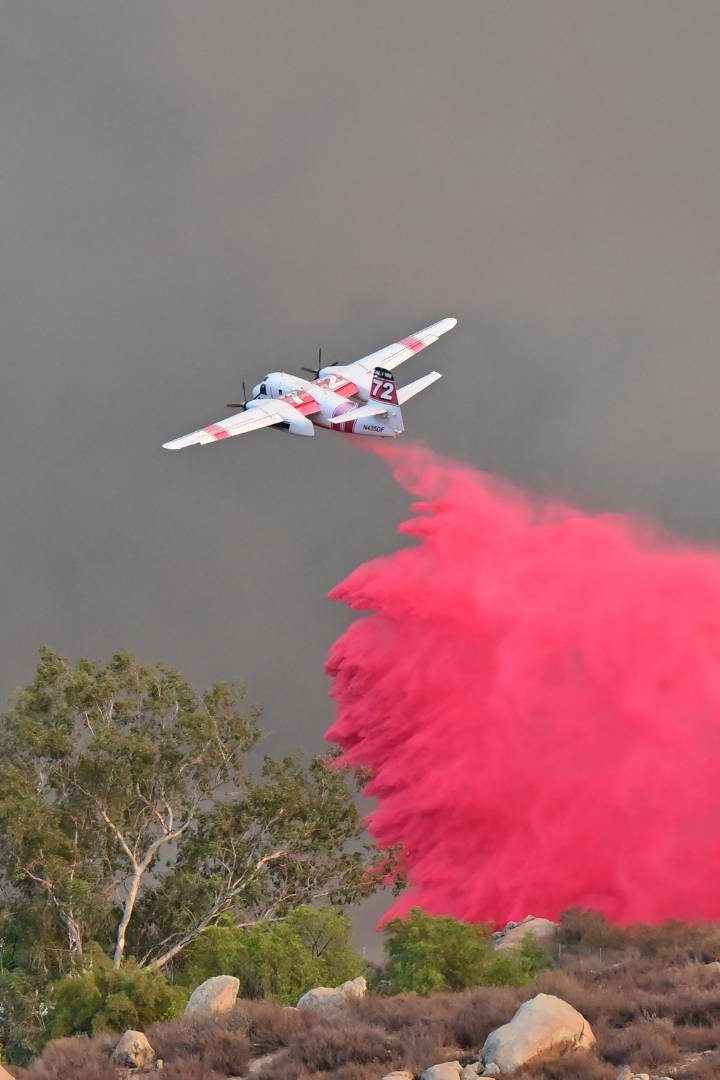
226 381 251 409
301 347 330 379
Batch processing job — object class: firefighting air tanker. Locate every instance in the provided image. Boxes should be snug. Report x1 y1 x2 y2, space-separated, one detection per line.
162 317 456 449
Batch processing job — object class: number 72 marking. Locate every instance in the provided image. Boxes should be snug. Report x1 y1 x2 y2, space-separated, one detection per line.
372 378 395 401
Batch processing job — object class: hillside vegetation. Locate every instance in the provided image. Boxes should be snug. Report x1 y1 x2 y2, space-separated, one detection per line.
3 652 720 1078
4 913 720 1078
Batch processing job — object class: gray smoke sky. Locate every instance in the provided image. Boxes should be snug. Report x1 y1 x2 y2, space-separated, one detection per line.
2 1 720 947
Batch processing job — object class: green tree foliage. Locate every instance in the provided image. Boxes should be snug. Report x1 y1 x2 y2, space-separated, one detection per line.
381 909 552 994
132 753 379 971
0 649 379 984
50 948 187 1038
0 970 50 1066
179 906 365 1005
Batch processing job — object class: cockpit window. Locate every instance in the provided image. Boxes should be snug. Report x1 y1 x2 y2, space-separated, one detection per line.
259 383 267 396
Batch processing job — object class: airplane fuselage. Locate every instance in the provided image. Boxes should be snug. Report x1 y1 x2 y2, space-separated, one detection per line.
248 370 400 437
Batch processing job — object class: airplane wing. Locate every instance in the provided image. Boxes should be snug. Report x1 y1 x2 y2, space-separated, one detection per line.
350 317 456 376
162 403 285 449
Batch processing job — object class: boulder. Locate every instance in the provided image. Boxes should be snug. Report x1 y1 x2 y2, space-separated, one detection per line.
481 1066 501 1078
420 1063 462 1080
461 1065 482 1079
0 1066 15 1080
482 993 595 1073
185 974 239 1015
382 1073 415 1080
492 916 557 953
111 1029 156 1068
296 975 367 1011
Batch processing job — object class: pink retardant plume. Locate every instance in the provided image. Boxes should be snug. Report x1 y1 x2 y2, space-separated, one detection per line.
325 443 720 927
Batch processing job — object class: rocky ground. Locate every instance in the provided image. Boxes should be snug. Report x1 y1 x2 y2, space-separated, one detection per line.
6 947 720 1080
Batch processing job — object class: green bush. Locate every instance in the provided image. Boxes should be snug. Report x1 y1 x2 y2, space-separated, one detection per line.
381 909 553 995
179 905 365 1005
0 970 51 1066
50 950 187 1037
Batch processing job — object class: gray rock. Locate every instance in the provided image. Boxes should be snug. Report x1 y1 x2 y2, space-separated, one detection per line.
460 1065 482 1079
296 974 367 1011
111 1029 156 1068
482 993 595 1073
185 974 239 1015
481 1066 501 1078
493 916 558 953
420 1064 462 1080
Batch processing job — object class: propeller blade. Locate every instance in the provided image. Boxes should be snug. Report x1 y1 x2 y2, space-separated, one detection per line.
227 379 251 409
301 346 327 379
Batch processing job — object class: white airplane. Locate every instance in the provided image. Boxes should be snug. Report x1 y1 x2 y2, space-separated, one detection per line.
162 317 456 449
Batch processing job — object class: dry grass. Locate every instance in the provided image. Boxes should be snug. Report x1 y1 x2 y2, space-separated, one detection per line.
13 934 720 1079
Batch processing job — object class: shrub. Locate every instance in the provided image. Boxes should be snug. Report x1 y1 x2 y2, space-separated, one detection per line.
0 970 50 1066
382 908 552 994
600 1016 681 1069
144 1015 250 1075
516 1052 617 1078
49 953 187 1037
557 909 629 951
252 1060 311 1080
448 986 527 1049
179 906 365 1005
558 908 720 964
241 998 316 1053
288 1017 401 1071
11 1034 115 1080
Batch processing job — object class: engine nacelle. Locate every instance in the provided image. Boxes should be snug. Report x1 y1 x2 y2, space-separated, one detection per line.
246 397 314 436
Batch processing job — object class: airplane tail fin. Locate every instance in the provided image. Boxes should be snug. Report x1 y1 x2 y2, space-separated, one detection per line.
370 366 404 434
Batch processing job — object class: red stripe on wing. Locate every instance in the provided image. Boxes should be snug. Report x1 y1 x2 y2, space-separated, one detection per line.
204 423 231 440
314 374 358 397
284 390 318 415
400 335 425 353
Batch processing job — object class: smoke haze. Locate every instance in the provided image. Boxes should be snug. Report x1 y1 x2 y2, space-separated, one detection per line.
328 444 720 925
4 2 720 948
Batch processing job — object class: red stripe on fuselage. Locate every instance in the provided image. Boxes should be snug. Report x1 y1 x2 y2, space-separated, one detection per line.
328 403 357 435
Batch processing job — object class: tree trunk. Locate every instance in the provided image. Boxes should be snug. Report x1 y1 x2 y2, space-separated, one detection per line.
113 869 143 968
67 912 83 962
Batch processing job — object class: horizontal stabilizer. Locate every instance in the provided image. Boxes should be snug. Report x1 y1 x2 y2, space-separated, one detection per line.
328 401 387 425
398 370 442 404
328 371 442 425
